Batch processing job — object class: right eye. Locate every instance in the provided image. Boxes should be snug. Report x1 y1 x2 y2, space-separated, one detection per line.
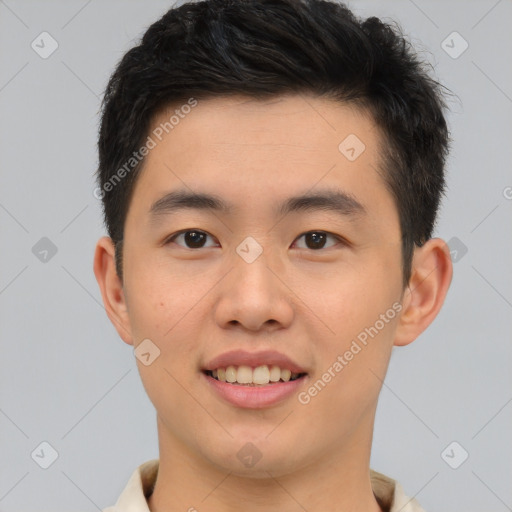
165 229 219 249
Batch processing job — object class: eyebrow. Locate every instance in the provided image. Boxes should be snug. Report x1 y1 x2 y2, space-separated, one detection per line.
148 187 366 222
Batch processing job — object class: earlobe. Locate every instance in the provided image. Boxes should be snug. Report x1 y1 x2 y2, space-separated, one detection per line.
93 236 134 346
393 238 453 347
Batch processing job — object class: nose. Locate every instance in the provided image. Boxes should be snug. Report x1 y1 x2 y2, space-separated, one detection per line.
213 246 294 333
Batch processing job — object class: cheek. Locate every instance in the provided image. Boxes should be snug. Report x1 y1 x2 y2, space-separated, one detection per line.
124 265 193 338
128 293 209 386
298 298 398 439
312 269 388 332
307 260 400 381
129 293 202 409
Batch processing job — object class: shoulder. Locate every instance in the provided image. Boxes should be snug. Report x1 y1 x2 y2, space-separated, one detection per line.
370 469 426 512
101 459 160 512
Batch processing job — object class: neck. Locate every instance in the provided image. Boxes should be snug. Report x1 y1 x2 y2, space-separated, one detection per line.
147 416 383 512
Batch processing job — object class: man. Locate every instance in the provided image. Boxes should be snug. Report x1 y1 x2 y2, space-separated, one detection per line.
93 0 453 510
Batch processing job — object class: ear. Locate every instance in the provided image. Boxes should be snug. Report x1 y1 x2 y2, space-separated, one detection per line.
93 236 134 346
394 237 453 347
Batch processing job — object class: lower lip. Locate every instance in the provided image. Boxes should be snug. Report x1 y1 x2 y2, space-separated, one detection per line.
202 372 307 409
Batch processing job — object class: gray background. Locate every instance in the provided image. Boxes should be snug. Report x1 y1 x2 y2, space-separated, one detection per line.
1 0 511 510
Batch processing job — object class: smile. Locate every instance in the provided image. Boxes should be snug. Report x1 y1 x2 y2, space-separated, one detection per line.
202 368 308 409
204 364 306 386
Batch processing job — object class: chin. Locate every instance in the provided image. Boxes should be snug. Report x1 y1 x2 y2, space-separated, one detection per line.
201 433 306 478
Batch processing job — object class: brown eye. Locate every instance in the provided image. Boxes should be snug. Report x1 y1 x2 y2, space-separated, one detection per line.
166 230 217 249
293 231 342 250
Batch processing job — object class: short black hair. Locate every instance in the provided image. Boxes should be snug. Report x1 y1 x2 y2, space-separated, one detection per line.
96 0 451 287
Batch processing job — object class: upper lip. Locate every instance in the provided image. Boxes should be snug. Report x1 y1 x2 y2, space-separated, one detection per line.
203 349 307 374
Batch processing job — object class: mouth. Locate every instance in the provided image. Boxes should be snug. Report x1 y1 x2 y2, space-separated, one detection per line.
201 350 309 408
203 365 308 386
202 366 308 409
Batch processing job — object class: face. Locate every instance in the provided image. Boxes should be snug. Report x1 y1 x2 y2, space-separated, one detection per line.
113 95 406 476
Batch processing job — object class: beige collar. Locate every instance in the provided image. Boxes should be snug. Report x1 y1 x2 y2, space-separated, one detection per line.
103 459 426 512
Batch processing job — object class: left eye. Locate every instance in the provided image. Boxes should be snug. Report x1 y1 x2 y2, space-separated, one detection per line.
166 230 341 250
292 231 341 250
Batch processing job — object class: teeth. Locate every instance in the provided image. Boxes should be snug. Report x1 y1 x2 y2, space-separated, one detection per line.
253 365 270 385
237 365 253 384
269 365 281 382
281 368 291 382
225 366 237 383
208 365 304 385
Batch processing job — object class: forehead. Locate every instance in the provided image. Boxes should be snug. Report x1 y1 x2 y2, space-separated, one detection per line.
128 94 395 226
149 94 380 160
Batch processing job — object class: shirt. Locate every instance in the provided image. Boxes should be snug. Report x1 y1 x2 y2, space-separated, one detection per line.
103 459 426 512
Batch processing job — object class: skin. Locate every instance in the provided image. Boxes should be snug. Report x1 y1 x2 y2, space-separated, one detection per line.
94 94 452 512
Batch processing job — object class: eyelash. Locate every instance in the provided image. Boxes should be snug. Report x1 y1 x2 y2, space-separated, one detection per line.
164 229 346 250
